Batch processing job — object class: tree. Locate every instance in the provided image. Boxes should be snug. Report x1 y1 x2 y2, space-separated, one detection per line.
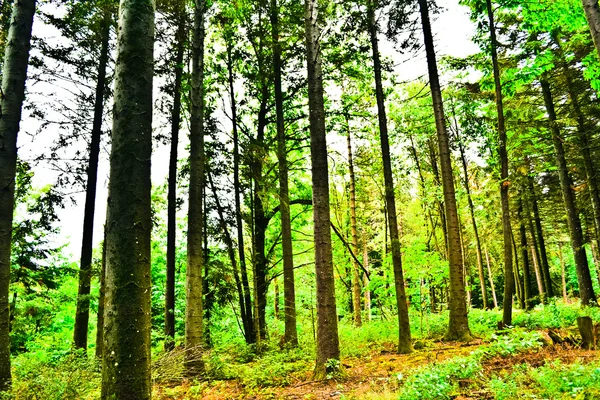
305 0 340 378
0 0 36 389
100 0 154 398
418 0 471 340
581 0 600 58
185 0 206 375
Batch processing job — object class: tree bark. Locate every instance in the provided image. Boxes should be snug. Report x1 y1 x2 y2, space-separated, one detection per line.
485 247 498 308
363 231 371 322
305 0 340 378
0 0 35 388
517 199 533 310
271 0 298 346
100 0 154 396
164 7 185 352
540 78 596 306
95 229 107 359
581 0 600 59
185 0 206 376
485 0 514 325
368 0 412 352
559 241 568 302
419 0 471 340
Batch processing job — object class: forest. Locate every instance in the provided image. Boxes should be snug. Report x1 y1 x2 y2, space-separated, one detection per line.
2 0 600 398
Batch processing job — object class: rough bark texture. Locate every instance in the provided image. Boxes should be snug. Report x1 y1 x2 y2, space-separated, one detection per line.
540 78 596 306
95 230 107 359
185 0 206 376
227 42 255 344
577 316 595 350
271 0 297 346
485 0 514 325
100 0 154 397
419 0 470 340
582 0 600 58
165 8 185 351
0 0 36 390
73 10 110 350
346 122 361 327
368 0 412 352
305 0 340 378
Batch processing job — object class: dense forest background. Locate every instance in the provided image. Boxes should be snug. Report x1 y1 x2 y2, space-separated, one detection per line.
2 0 600 398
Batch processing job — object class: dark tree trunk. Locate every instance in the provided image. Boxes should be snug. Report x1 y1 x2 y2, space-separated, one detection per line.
511 229 524 310
419 0 471 340
368 0 412 353
581 0 600 58
95 229 107 359
184 0 206 375
0 0 35 387
427 138 448 257
73 9 110 351
271 0 297 346
517 199 533 310
540 78 596 305
227 42 255 344
485 0 514 325
164 8 185 352
305 0 340 378
100 0 154 396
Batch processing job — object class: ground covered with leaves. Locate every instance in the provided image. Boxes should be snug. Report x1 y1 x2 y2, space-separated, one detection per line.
7 302 600 399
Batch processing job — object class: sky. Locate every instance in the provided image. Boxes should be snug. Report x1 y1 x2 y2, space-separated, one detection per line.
17 0 480 262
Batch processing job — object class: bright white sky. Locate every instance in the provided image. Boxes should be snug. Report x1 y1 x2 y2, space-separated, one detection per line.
18 0 479 261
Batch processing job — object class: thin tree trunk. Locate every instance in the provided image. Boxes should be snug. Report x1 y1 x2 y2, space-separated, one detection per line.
345 116 361 327
511 229 524 310
485 0 514 325
485 247 498 308
457 134 488 309
581 0 600 58
368 0 412 352
558 241 568 302
100 0 154 396
540 78 596 305
363 231 371 322
164 8 185 351
185 0 206 376
531 245 545 301
517 199 533 310
305 0 340 378
227 42 255 344
271 0 297 346
95 228 107 359
73 9 110 351
419 0 471 340
427 138 448 258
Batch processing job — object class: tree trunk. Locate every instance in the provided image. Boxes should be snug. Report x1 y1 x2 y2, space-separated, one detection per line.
73 9 110 351
184 0 206 376
363 231 371 322
164 8 185 352
485 247 498 308
345 117 362 327
511 229 524 310
227 42 255 345
271 0 297 346
305 0 340 378
95 229 107 359
100 0 154 396
368 0 412 352
427 138 448 257
581 0 600 58
517 199 533 310
485 0 514 325
540 78 596 305
0 0 35 388
559 241 568 302
419 0 471 340
457 134 488 309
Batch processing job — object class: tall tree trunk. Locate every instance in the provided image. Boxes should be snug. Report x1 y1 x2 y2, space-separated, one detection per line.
185 0 206 376
164 8 185 352
227 42 255 344
511 229 524 310
419 0 471 340
427 138 448 257
368 0 412 353
73 9 110 351
581 0 600 58
271 0 297 346
485 247 498 308
485 0 514 325
540 78 596 305
531 245 545 300
363 231 371 322
525 159 553 297
100 0 154 396
305 0 340 378
95 228 107 359
517 199 533 310
345 117 361 327
558 241 568 302
457 133 488 309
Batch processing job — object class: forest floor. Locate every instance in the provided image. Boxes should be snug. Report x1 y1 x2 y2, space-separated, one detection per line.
152 330 600 400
